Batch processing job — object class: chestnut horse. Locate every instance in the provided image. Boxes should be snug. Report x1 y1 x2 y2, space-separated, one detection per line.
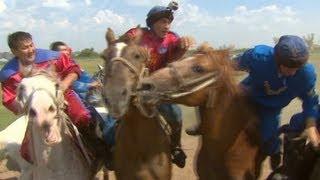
138 44 263 179
101 28 172 180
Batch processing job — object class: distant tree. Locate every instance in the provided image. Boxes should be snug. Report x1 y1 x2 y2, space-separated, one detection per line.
303 33 315 50
219 44 235 51
76 48 100 58
273 37 279 44
0 52 13 60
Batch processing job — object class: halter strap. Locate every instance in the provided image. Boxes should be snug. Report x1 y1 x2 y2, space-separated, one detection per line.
109 56 156 117
111 57 140 77
160 62 218 99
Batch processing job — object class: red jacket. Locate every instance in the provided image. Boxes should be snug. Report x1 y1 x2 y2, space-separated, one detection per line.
126 28 186 72
0 49 81 114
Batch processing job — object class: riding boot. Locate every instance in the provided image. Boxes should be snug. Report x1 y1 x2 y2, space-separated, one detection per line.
270 152 282 171
158 103 187 168
171 124 187 168
87 106 117 171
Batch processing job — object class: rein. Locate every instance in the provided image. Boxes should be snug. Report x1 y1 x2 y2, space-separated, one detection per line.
157 63 218 99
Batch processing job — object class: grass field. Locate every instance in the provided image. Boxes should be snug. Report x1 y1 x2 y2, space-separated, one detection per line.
0 53 320 130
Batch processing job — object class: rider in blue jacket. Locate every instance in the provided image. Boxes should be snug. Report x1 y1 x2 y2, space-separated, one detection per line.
235 35 319 170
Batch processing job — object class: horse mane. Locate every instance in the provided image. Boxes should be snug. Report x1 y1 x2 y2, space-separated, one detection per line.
195 43 240 101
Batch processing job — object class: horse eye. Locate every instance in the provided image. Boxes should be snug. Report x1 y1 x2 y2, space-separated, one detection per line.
48 105 56 113
29 108 37 118
192 65 205 73
134 54 140 59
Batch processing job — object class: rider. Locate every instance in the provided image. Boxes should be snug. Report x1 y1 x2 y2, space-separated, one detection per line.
0 31 96 162
0 32 91 128
49 41 102 104
49 41 117 161
124 1 193 168
234 35 320 171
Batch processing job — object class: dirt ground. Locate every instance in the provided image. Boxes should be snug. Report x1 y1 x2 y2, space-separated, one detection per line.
0 100 301 180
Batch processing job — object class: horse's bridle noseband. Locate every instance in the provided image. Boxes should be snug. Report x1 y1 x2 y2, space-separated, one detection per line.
157 58 219 99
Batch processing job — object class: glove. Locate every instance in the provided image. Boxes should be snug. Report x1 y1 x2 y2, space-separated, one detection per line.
302 117 320 148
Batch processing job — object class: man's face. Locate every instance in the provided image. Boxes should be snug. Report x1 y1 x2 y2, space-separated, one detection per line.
279 64 299 77
56 45 71 57
12 39 36 65
152 17 171 38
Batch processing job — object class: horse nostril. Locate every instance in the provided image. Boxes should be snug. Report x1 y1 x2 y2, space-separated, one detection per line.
42 121 50 131
121 89 127 96
139 83 155 91
104 98 110 106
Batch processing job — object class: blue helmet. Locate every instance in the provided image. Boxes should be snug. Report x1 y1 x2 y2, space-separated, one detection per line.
146 1 178 28
274 35 309 68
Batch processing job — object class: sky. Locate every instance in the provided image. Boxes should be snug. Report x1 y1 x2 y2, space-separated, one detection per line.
0 0 319 52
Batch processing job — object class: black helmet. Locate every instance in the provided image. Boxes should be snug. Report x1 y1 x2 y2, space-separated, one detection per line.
146 1 178 28
274 35 309 68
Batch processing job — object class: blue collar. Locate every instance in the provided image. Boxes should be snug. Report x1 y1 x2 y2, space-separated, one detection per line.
0 49 60 82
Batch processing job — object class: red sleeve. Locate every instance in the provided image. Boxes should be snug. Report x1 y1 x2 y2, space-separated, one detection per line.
1 78 19 114
54 53 81 79
167 33 186 62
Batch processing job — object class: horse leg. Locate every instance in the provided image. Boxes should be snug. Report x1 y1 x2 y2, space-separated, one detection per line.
254 150 267 178
103 167 109 180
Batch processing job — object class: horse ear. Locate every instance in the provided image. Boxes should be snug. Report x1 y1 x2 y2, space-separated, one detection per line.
106 28 116 46
45 63 58 78
120 24 143 45
132 24 143 44
16 84 26 103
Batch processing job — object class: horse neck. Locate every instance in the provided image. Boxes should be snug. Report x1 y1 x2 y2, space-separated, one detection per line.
121 102 169 147
200 84 251 150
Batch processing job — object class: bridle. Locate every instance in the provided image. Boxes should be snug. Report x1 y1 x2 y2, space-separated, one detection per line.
108 56 156 117
164 62 218 99
23 87 92 166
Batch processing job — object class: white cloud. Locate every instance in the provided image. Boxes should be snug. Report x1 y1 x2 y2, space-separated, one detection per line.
93 10 126 25
0 0 7 12
171 3 303 48
42 0 71 9
175 4 299 28
124 0 185 7
84 0 91 6
53 19 72 28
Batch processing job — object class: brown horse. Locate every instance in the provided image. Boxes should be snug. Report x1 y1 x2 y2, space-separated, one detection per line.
101 28 172 180
137 44 263 179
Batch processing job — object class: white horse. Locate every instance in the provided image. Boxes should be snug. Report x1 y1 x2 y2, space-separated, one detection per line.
20 71 108 179
0 73 58 179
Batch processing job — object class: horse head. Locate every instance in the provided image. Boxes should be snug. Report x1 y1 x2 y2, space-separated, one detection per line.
18 70 65 145
137 43 239 106
26 88 65 145
101 27 149 118
16 67 60 108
